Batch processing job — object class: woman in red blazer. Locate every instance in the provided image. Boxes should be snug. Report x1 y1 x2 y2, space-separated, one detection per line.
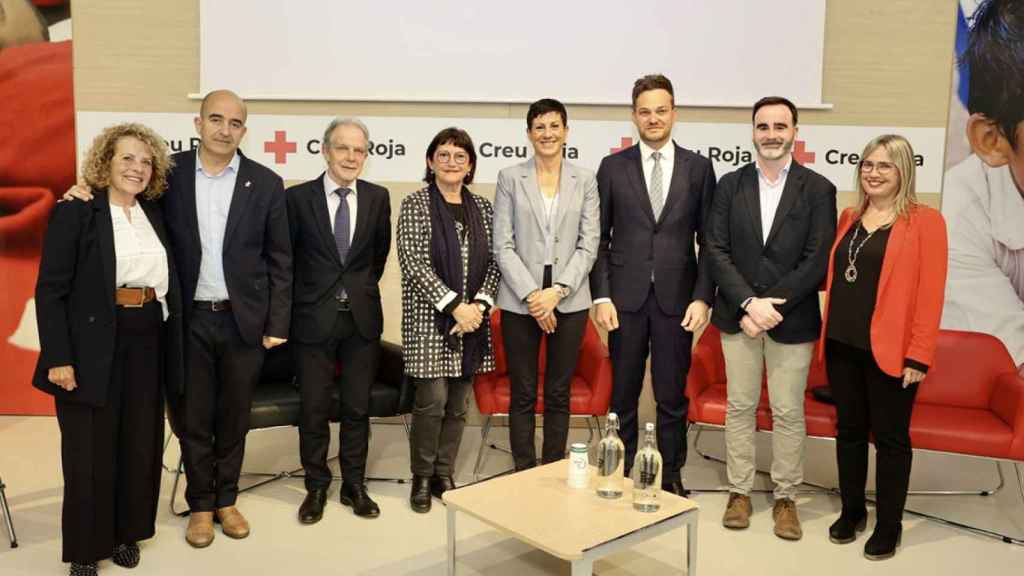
819 134 947 560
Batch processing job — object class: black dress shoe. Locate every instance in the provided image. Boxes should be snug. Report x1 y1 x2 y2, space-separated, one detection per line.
864 523 902 560
298 487 328 524
828 510 867 544
430 474 456 499
340 482 381 518
662 480 690 497
410 475 432 513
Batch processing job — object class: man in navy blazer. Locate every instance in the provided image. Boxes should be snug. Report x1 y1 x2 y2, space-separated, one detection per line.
157 90 292 546
286 118 392 523
589 74 716 496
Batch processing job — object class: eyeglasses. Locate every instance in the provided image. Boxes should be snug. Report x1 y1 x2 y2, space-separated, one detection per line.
859 160 896 175
435 151 469 165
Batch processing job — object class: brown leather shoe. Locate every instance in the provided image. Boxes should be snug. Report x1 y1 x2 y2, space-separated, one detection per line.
722 492 752 529
772 498 803 540
215 506 251 539
185 511 215 548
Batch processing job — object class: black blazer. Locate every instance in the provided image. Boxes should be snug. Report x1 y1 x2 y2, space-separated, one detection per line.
33 189 184 407
161 150 292 347
286 175 391 343
589 143 717 315
706 161 837 343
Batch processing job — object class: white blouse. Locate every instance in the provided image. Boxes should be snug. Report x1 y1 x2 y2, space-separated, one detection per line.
110 202 170 320
541 193 558 266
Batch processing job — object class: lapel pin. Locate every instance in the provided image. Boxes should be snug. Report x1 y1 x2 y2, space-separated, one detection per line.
245 181 251 188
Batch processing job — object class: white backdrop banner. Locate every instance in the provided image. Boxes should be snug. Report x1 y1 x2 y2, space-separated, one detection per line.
198 0 829 108
76 111 945 192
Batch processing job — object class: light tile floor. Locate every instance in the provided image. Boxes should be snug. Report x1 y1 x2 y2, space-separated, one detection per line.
0 416 1021 575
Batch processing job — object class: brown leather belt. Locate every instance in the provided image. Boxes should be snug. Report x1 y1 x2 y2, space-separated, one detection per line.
116 287 157 307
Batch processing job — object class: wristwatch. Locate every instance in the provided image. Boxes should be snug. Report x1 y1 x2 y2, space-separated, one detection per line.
555 283 571 299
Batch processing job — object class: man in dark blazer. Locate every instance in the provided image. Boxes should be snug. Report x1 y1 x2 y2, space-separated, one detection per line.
706 97 836 539
162 90 292 547
589 74 716 496
286 118 392 522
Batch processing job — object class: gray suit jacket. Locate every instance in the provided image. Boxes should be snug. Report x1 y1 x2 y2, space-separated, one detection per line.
493 158 600 314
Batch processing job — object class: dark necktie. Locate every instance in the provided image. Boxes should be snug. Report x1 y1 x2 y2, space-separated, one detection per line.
334 187 352 264
334 187 352 299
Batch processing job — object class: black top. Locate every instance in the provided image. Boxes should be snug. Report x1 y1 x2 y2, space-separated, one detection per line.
827 221 891 350
444 199 466 227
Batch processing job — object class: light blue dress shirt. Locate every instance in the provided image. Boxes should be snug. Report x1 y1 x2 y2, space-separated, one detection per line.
193 150 240 301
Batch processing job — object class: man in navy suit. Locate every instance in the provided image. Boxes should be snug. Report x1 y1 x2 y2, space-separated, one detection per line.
161 90 292 547
590 74 716 496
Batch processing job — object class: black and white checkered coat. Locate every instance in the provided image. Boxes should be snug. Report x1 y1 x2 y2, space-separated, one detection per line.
397 187 500 379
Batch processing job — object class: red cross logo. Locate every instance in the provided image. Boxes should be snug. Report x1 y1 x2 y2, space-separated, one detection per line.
793 140 815 164
611 137 634 154
264 130 297 164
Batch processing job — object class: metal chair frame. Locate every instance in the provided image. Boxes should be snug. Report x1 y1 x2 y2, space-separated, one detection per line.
472 414 601 480
688 422 1024 545
0 475 17 548
164 416 411 516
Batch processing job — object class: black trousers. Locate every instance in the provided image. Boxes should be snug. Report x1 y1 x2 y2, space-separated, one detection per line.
826 339 919 527
408 376 472 477
56 301 164 563
503 308 589 470
180 308 265 512
608 284 692 482
294 310 379 490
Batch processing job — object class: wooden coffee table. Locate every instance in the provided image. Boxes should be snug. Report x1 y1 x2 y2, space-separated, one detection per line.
443 461 699 575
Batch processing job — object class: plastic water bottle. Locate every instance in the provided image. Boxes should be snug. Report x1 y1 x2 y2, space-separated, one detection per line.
632 423 662 512
595 412 625 499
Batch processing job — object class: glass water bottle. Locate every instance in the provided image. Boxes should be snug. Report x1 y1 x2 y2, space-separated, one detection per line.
632 422 663 512
595 412 625 499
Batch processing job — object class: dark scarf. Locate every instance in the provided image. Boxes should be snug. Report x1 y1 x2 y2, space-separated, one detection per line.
428 183 489 376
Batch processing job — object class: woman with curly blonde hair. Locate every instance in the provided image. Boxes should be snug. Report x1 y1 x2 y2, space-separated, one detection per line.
34 123 184 576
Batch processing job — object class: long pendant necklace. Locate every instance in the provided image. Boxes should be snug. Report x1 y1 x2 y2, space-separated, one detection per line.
844 222 880 283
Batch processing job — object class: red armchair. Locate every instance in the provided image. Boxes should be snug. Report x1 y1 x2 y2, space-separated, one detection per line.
686 325 1024 540
472 310 613 478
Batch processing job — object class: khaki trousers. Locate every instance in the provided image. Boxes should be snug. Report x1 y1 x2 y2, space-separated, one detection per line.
721 331 813 500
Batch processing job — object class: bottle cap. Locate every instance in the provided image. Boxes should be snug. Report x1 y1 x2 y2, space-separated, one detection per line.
570 442 587 452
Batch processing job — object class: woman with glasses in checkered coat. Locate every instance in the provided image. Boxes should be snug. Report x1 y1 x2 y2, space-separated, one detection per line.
397 127 500 513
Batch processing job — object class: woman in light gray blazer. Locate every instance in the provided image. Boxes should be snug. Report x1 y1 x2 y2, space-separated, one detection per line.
493 99 600 470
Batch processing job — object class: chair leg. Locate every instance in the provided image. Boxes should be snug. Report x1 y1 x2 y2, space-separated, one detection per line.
168 456 189 517
1015 462 1024 508
903 458 1006 496
587 416 599 445
0 476 17 548
693 425 719 463
473 416 493 481
161 433 177 473
364 418 412 484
